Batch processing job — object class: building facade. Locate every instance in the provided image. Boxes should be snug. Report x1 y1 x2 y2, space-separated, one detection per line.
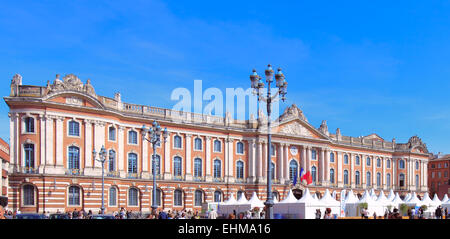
0 137 10 207
428 153 450 198
5 73 431 213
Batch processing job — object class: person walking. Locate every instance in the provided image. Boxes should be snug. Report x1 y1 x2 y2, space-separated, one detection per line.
324 208 332 219
0 205 6 219
315 209 321 219
445 207 448 219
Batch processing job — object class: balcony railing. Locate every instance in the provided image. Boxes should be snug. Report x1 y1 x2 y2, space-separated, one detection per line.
235 178 245 183
20 167 38 174
65 168 82 176
193 176 205 182
213 177 224 182
106 171 120 178
150 174 162 180
126 173 140 179
173 175 184 181
272 179 280 184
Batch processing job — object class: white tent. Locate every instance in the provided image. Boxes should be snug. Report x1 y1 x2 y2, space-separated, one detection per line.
331 190 337 199
420 192 433 207
295 188 322 219
386 189 395 201
431 194 442 208
442 194 449 204
405 192 422 207
218 193 238 216
376 190 391 208
403 193 412 202
273 189 298 216
343 190 361 217
312 193 318 200
248 192 265 209
317 189 341 217
390 193 405 209
369 188 378 200
356 190 384 216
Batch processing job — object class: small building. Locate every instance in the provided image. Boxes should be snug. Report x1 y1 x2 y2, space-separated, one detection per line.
0 137 10 208
428 153 450 199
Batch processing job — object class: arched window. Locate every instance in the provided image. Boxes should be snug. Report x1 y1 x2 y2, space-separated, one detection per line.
109 187 117 206
128 153 138 174
108 150 116 172
24 144 35 172
174 189 183 206
355 171 360 185
355 156 360 165
128 188 139 206
330 152 335 162
377 173 381 187
109 126 116 141
128 130 137 144
173 156 182 177
68 146 80 171
344 154 349 164
24 117 34 133
194 190 203 206
399 160 405 169
194 138 202 151
68 120 80 136
344 170 349 185
194 158 202 178
366 172 371 186
399 174 405 187
416 174 419 187
214 191 222 202
366 156 371 166
330 168 335 184
68 186 81 206
214 139 221 152
386 174 391 187
213 159 221 179
377 158 381 168
23 185 35 206
311 149 317 160
270 162 275 180
152 155 160 176
236 161 244 179
289 160 298 181
311 166 317 183
174 135 182 149
387 159 391 168
236 142 244 154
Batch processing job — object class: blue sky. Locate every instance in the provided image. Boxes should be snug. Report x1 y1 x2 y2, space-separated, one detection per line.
0 0 449 154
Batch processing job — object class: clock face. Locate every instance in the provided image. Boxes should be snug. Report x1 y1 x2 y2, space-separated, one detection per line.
290 146 298 155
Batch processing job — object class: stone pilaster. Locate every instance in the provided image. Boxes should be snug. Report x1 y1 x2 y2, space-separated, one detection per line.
205 136 212 182
185 134 192 181
118 126 125 177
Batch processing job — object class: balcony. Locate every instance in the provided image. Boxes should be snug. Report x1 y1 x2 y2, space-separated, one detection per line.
354 184 363 189
173 175 184 181
20 167 38 174
150 174 162 180
65 168 82 176
126 173 140 179
272 179 280 184
213 177 224 183
235 178 245 183
193 176 205 182
106 171 120 178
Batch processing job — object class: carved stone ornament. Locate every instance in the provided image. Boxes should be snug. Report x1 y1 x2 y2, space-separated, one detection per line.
290 146 298 155
47 74 96 97
278 104 308 122
279 122 313 137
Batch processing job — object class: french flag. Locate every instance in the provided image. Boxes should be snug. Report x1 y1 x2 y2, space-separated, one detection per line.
300 167 312 185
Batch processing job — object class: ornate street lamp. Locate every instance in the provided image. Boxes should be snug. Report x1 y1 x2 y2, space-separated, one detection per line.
93 145 107 214
250 64 287 219
142 120 169 216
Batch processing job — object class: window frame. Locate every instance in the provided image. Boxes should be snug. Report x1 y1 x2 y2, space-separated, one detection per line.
22 184 36 207
213 139 222 153
128 129 138 145
108 126 117 142
128 187 139 207
68 185 81 206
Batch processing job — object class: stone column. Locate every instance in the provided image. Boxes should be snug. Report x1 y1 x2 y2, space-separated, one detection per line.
262 140 267 182
423 162 428 190
38 114 46 173
301 146 307 172
141 131 149 179
392 159 396 189
163 132 171 180
118 126 125 177
93 121 106 175
44 115 54 170
350 153 354 187
361 154 366 188
283 144 289 183
319 148 325 184
83 119 94 175
324 149 330 186
382 157 386 189
277 143 284 184
226 138 235 183
185 134 192 181
205 136 212 182
248 139 256 183
8 113 18 173
54 116 65 172
337 151 343 187
257 140 263 182
305 146 311 172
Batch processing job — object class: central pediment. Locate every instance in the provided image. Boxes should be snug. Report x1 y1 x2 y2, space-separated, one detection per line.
278 121 314 137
